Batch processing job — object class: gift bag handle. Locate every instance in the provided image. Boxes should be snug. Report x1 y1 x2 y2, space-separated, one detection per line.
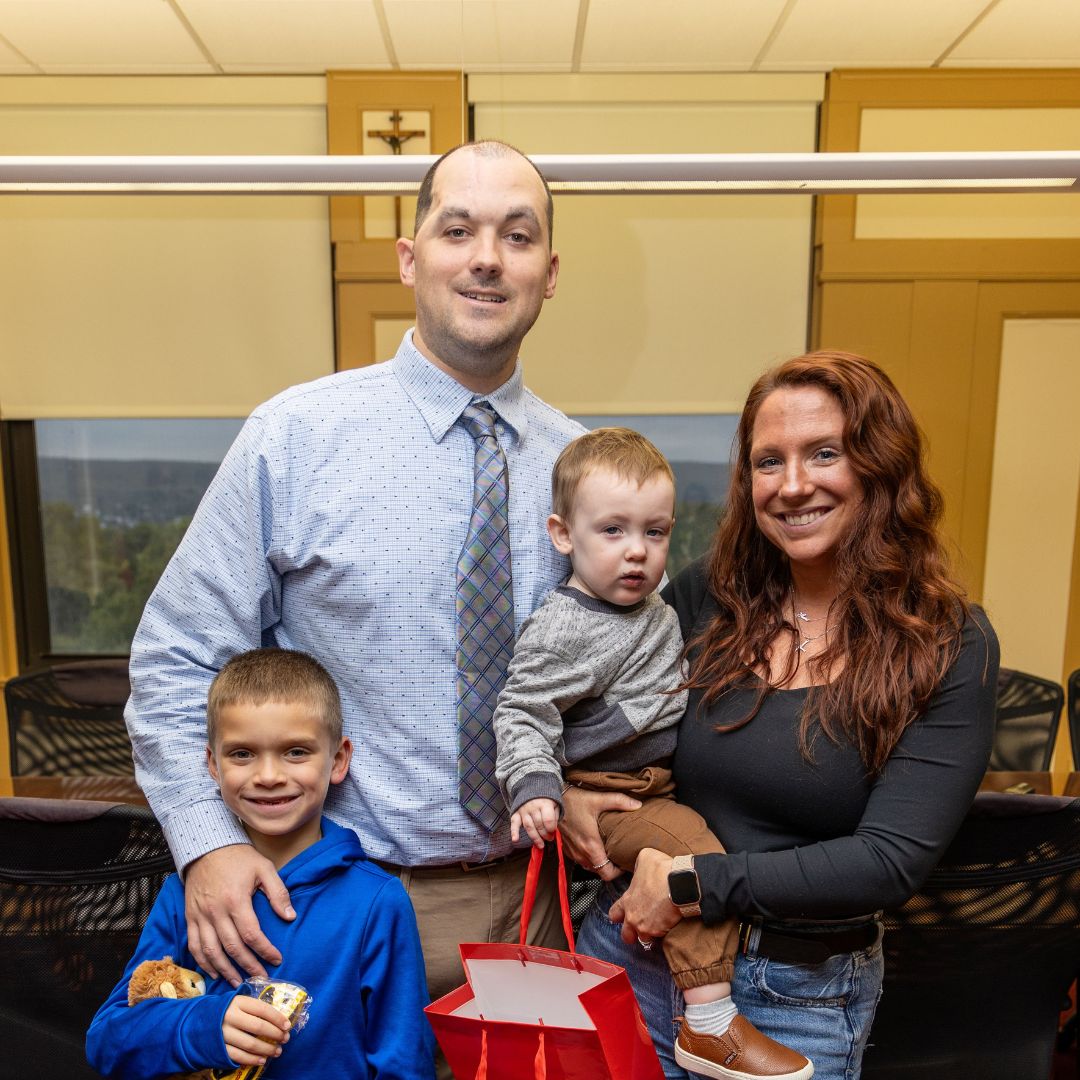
519 830 576 953
474 1029 548 1080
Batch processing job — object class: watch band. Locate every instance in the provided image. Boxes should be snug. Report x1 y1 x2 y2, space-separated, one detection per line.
668 854 702 918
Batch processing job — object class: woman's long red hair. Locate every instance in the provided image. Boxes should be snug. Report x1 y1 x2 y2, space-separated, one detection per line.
687 351 968 772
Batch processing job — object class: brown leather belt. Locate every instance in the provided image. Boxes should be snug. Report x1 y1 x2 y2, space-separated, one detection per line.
374 848 529 876
739 920 880 964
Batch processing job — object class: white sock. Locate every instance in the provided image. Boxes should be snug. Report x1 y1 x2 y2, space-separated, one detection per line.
684 995 738 1037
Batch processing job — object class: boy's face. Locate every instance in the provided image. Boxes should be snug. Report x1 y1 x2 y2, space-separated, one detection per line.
547 466 674 607
207 700 351 866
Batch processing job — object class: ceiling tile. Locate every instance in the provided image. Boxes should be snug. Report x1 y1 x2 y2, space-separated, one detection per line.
581 0 788 71
178 0 390 72
384 0 578 71
759 0 989 69
944 0 1080 65
0 0 213 73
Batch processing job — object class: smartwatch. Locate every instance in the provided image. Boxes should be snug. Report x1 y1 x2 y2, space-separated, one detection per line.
667 854 702 918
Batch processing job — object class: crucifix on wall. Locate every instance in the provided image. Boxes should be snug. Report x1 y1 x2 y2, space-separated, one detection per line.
365 110 429 238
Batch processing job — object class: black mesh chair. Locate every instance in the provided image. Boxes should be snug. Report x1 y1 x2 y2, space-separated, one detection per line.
863 792 1080 1080
0 797 172 1078
1069 668 1080 770
990 667 1065 771
4 659 132 775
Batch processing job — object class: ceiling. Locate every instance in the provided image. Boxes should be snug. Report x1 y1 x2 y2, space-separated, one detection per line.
0 0 1077 77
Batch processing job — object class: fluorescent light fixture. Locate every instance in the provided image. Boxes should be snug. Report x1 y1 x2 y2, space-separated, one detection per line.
0 151 1077 194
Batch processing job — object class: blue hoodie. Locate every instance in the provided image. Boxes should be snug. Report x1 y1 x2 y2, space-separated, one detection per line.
86 818 434 1079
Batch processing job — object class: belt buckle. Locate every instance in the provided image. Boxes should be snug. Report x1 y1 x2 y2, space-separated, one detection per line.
459 852 513 873
738 920 754 956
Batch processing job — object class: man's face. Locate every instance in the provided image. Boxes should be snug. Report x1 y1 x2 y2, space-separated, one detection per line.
397 148 559 393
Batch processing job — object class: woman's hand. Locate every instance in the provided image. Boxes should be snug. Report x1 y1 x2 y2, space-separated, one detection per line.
559 786 641 882
608 847 682 945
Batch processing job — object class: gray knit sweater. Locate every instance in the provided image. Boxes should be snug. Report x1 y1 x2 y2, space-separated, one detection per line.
493 585 689 814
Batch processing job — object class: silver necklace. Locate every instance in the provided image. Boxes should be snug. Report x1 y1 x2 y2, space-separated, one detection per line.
791 595 832 652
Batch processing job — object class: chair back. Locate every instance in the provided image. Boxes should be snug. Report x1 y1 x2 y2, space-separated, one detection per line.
0 797 172 1078
863 792 1080 1079
4 659 132 775
990 667 1065 771
1069 668 1080 770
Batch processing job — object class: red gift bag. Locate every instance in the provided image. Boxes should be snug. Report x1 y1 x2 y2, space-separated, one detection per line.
425 833 664 1080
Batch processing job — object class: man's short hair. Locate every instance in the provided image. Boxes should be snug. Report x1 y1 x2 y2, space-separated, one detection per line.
551 427 675 521
414 139 555 244
206 649 343 747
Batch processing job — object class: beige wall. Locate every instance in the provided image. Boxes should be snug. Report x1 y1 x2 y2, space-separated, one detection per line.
0 76 335 419
471 73 823 414
983 318 1080 682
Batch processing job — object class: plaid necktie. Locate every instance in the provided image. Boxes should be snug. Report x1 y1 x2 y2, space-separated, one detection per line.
455 402 514 830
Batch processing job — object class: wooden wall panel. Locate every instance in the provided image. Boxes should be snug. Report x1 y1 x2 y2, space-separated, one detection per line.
328 72 463 369
815 69 1080 604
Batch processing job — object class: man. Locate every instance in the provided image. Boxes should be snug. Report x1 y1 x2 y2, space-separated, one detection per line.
125 142 638 1016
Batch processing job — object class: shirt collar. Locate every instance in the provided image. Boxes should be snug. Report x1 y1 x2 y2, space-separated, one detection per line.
391 329 528 446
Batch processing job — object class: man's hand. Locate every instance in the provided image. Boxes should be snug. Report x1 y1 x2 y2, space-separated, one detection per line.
222 993 291 1068
511 797 559 847
184 845 294 986
608 847 682 943
559 787 641 882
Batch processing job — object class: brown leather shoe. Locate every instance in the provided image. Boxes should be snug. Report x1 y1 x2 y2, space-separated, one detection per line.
674 1014 814 1080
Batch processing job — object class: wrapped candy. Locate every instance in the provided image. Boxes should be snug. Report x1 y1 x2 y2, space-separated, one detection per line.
213 978 312 1080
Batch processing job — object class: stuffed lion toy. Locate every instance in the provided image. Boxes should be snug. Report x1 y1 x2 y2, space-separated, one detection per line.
127 956 215 1080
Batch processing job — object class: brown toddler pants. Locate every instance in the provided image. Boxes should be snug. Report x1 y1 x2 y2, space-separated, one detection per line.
565 763 738 988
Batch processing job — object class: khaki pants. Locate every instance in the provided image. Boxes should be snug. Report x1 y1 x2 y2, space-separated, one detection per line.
377 846 567 1079
566 763 736 989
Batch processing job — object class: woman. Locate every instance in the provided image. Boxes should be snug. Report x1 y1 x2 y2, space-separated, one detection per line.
565 351 998 1080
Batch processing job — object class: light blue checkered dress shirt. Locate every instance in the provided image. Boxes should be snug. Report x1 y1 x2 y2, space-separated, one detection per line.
126 331 585 869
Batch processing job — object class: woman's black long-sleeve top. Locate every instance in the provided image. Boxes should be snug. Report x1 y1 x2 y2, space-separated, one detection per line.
664 559 999 925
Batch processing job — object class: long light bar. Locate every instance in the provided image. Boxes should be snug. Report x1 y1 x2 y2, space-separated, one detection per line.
0 151 1077 195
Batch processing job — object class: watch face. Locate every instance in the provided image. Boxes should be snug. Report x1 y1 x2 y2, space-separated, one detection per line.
668 868 701 906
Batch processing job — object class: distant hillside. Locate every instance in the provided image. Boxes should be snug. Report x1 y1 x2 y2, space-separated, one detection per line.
671 460 730 506
38 457 219 525
36 452 727 536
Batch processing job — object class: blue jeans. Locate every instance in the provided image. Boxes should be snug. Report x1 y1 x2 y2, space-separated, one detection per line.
576 879 884 1080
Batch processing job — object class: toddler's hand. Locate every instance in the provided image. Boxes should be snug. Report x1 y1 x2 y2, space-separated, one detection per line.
511 798 559 848
222 993 291 1068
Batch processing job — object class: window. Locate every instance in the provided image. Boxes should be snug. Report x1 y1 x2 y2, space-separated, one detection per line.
4 419 242 668
571 414 737 577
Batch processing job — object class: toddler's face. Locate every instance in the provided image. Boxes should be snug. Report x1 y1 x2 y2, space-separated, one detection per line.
549 466 674 607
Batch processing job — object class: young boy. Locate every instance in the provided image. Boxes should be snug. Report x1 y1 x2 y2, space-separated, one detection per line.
87 649 434 1080
493 428 812 1080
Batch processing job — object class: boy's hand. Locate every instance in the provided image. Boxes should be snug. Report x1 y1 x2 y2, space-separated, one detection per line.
511 798 559 848
222 993 291 1068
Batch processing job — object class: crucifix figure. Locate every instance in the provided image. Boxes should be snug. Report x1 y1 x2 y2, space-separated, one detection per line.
366 111 427 237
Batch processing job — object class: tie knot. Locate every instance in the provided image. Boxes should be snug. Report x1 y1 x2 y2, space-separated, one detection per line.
459 401 498 443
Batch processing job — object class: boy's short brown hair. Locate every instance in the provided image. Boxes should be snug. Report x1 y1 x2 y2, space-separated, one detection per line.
551 427 675 521
206 649 343 747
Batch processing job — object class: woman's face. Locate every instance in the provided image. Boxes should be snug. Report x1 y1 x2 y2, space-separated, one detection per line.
749 385 863 575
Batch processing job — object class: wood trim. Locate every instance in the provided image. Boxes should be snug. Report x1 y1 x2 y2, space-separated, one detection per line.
1061 481 1080 769
0 431 17 778
826 69 1080 106
334 242 403 282
327 71 464 249
968 282 1080 594
327 72 464 371
819 239 1080 282
818 69 1080 259
335 281 416 370
816 70 1080 600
